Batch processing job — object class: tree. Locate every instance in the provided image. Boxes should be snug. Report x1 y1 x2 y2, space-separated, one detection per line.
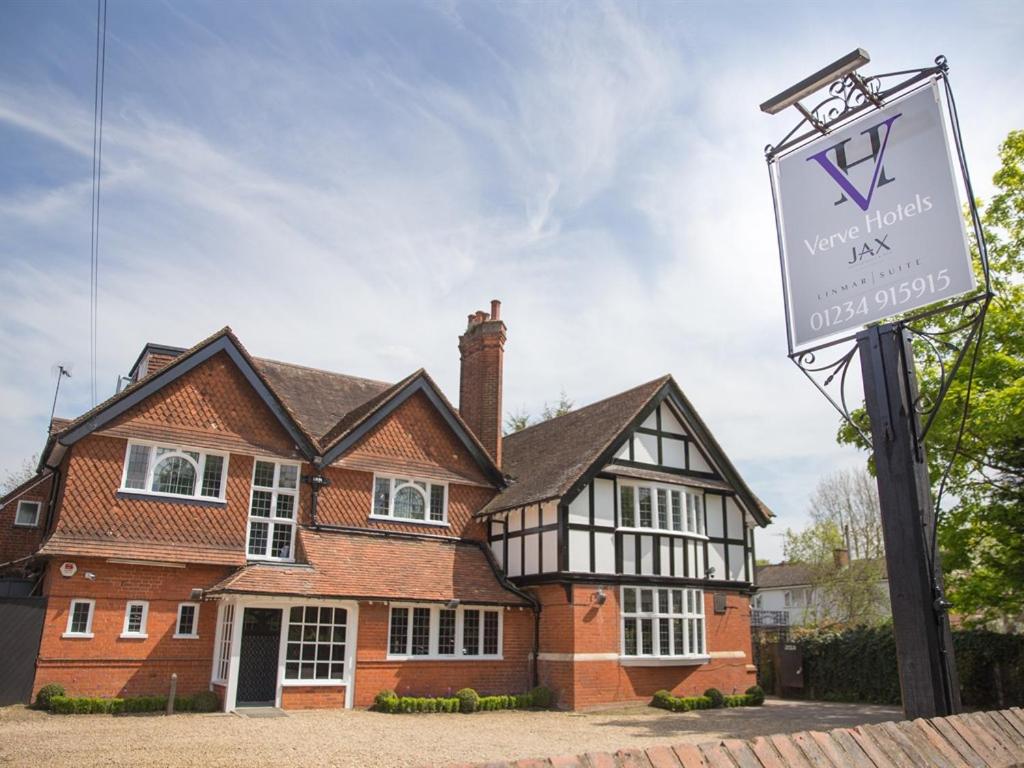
807 467 884 561
2 453 39 495
838 130 1024 624
504 391 574 434
783 519 888 628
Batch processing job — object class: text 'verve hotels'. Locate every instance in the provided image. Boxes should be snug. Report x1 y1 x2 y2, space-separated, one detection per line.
774 82 975 349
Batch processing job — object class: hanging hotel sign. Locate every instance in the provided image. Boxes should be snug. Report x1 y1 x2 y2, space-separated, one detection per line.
772 81 975 350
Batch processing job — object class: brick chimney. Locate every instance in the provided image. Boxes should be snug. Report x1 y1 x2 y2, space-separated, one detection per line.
833 548 850 569
458 299 506 467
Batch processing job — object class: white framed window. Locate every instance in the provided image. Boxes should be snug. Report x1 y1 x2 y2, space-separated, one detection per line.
246 458 300 561
13 500 41 527
619 482 704 535
121 600 149 638
120 440 229 502
621 586 705 659
63 599 95 638
371 475 448 526
283 605 349 683
174 602 200 638
387 604 501 659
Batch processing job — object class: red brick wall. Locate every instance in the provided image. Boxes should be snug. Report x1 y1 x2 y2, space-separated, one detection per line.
530 583 757 710
351 602 534 705
281 686 346 710
0 474 52 564
33 559 232 699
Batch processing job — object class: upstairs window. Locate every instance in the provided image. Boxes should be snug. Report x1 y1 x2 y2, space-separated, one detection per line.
120 441 228 502
14 500 41 527
175 602 200 638
372 475 448 525
618 482 704 535
63 599 95 638
247 459 300 561
121 601 149 638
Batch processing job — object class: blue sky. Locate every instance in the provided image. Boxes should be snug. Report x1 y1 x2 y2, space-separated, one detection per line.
1 0 1022 560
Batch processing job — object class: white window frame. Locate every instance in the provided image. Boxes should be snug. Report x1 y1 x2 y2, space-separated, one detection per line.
386 603 503 660
370 474 449 527
282 604 352 685
119 439 229 503
246 457 301 563
63 598 95 638
174 602 200 639
617 481 706 537
619 586 706 665
13 500 41 528
120 600 149 638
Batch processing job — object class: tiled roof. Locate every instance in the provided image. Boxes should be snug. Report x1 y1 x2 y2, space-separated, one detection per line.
479 377 670 515
207 528 530 605
754 562 815 588
253 357 392 441
38 533 246 566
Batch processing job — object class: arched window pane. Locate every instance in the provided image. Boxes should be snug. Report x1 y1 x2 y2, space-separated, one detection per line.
393 486 425 520
152 456 196 496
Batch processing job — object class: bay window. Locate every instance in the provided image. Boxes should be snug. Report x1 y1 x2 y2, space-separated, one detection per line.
387 604 502 659
621 586 705 660
120 441 228 501
247 458 300 561
372 475 448 525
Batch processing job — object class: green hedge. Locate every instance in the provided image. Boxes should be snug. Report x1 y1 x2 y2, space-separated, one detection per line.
652 686 764 712
373 686 552 714
758 625 1024 708
47 691 220 715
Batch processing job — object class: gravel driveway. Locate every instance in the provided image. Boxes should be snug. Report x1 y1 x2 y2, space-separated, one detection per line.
0 699 902 768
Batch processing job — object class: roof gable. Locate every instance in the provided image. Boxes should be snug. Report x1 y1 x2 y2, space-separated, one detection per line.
319 370 504 487
53 328 318 458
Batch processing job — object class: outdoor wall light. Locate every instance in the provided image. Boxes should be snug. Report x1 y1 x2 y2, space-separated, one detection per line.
190 588 203 601
594 589 607 606
84 572 96 581
444 599 460 609
759 48 870 114
705 566 716 579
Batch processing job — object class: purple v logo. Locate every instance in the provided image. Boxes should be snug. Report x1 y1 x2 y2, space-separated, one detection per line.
807 113 902 211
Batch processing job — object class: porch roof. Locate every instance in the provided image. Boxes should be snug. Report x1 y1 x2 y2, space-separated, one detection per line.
206 528 530 606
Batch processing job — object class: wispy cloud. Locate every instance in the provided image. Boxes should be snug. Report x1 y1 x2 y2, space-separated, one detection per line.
1 0 1021 559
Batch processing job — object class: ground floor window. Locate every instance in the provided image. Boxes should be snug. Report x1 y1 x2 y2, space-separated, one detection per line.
621 586 704 659
388 604 502 659
285 605 348 682
63 599 95 638
121 600 149 638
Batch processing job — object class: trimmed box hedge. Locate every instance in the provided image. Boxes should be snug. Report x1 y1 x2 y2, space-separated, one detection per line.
46 691 220 715
373 686 552 714
651 686 764 712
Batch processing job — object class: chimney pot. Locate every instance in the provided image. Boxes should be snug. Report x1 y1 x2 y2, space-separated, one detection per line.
833 548 850 569
490 299 501 320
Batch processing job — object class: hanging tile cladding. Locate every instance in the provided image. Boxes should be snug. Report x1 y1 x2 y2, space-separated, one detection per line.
208 528 530 606
47 435 289 563
337 390 492 487
99 350 303 459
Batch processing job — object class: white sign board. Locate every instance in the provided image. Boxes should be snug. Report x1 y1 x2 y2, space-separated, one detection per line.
774 82 975 350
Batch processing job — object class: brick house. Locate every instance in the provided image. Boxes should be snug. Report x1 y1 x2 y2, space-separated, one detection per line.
0 301 770 711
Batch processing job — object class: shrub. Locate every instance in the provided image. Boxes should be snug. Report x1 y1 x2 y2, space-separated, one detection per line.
190 691 220 713
34 683 65 710
745 685 765 706
455 688 480 714
704 688 725 708
373 690 399 712
650 690 716 712
528 685 554 708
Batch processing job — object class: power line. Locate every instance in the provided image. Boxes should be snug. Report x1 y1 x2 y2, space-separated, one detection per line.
89 0 108 406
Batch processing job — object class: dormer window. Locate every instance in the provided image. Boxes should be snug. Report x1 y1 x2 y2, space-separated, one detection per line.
371 475 447 526
120 441 228 502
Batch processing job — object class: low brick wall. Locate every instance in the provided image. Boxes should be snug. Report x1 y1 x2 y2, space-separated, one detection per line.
458 707 1024 767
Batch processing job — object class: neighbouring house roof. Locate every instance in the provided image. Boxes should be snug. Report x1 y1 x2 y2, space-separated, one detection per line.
206 528 530 606
755 562 815 589
37 533 246 566
755 559 888 589
480 377 670 515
